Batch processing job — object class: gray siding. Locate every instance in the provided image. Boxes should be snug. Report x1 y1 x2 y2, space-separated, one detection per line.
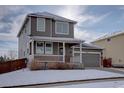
31 17 52 37
53 42 59 55
31 17 74 38
18 19 31 59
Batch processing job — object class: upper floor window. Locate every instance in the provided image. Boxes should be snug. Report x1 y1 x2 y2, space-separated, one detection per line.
55 21 69 35
37 17 45 32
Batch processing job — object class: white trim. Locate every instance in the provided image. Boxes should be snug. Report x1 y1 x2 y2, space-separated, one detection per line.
58 42 59 55
45 42 53 55
34 54 63 56
31 36 83 43
99 53 102 68
63 42 65 63
55 21 69 35
74 51 101 54
32 40 34 55
34 60 64 62
36 17 45 32
82 52 101 54
80 43 82 63
72 46 74 57
29 40 33 55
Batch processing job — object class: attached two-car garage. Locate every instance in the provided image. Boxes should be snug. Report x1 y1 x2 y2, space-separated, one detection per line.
73 43 102 67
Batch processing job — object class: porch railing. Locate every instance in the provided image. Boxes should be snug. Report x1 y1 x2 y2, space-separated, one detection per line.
34 54 63 62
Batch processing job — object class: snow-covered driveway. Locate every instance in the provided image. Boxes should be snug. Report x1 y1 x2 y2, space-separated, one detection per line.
0 69 124 87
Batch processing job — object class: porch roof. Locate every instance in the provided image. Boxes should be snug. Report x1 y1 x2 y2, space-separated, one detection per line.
74 43 103 50
30 36 84 43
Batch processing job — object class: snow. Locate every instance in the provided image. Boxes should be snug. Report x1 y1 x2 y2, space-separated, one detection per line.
0 69 124 87
55 80 124 88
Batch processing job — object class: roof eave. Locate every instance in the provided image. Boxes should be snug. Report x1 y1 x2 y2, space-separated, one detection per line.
28 14 77 24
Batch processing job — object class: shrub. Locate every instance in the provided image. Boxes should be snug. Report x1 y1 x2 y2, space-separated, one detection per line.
30 60 45 70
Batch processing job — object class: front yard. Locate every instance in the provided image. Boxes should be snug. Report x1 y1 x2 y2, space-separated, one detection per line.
0 68 124 87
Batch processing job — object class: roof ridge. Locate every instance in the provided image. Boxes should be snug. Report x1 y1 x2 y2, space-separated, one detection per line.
93 30 124 42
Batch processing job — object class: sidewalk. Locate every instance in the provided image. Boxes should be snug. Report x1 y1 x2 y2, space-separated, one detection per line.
94 67 124 74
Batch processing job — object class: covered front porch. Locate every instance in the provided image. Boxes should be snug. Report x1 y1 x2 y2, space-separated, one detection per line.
29 36 83 63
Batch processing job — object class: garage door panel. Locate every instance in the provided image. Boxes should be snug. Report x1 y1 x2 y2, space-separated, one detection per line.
82 54 100 67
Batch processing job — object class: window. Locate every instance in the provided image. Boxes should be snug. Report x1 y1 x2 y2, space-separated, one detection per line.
36 42 53 54
36 42 44 54
45 42 53 54
37 18 45 32
55 21 69 34
59 48 63 55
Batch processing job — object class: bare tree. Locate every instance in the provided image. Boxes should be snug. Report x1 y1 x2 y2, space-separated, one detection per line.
0 55 10 62
8 50 17 60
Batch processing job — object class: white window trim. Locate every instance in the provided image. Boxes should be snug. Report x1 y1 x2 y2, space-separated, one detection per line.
55 21 69 35
36 17 45 32
36 41 44 54
45 42 53 55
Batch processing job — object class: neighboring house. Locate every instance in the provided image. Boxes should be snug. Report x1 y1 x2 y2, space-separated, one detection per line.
17 12 102 68
92 31 124 67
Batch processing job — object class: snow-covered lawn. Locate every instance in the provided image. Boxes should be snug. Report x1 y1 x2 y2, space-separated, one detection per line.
0 69 124 87
55 80 124 88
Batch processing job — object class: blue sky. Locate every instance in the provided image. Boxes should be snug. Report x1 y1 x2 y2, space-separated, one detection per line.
0 5 124 56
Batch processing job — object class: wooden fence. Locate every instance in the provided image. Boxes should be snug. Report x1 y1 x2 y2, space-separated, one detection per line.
103 58 112 67
0 58 27 74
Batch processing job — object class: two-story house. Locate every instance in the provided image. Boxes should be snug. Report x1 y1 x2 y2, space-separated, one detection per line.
17 12 102 69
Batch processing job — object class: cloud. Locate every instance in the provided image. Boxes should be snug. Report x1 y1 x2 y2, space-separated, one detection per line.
0 6 31 42
0 6 29 56
85 13 111 26
0 6 24 20
118 6 124 10
57 5 89 26
74 28 105 43
57 5 109 42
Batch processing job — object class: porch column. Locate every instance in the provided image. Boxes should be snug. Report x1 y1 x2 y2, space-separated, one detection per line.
72 46 74 63
63 42 65 63
80 42 82 63
32 40 34 55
